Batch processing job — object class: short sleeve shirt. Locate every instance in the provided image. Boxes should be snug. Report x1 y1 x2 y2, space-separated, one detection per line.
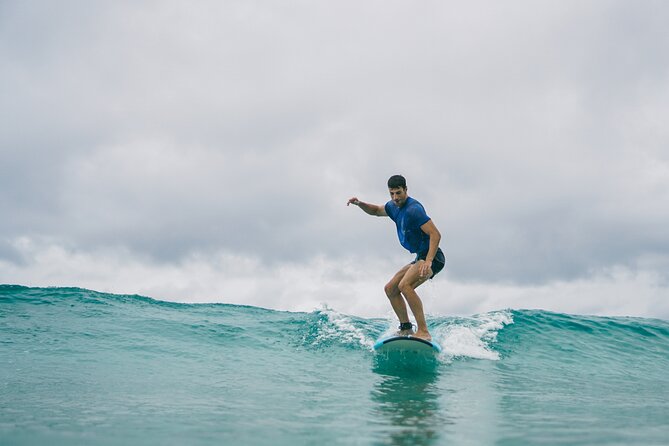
384 197 431 254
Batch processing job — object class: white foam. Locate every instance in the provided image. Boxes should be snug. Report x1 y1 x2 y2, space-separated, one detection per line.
435 310 513 361
312 305 375 350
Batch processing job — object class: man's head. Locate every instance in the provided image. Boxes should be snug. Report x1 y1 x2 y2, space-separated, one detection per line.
387 175 407 190
387 175 408 207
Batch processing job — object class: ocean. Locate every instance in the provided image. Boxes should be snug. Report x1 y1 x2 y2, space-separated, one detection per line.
1 285 668 445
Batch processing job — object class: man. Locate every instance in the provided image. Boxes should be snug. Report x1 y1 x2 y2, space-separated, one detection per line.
347 175 445 341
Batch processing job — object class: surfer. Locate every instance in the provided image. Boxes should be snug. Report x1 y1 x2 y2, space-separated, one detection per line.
348 175 445 341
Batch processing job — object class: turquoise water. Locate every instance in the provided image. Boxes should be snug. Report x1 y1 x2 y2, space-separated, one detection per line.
1 285 668 445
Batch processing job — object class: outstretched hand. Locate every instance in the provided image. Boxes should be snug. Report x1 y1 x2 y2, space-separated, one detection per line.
347 197 360 206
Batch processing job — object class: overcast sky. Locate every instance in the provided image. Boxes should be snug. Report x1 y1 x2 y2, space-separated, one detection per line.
2 0 669 319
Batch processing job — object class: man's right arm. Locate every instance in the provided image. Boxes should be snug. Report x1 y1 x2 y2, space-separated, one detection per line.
347 197 387 217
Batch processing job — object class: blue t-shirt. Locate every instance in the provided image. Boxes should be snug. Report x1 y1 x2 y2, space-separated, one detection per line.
385 197 431 254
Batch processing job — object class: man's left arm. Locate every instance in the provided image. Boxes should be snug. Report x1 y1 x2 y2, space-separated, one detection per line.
419 220 441 276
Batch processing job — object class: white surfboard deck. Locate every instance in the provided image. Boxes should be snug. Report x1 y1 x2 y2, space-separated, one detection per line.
373 335 442 354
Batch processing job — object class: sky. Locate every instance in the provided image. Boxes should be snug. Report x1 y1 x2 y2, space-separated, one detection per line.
2 0 669 319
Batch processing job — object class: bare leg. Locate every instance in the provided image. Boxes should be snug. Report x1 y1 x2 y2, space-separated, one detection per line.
384 265 412 334
398 263 431 340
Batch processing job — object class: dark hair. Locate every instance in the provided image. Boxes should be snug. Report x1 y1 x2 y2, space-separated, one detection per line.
387 175 407 189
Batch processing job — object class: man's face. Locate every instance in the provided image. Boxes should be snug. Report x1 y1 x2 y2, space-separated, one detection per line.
389 187 408 207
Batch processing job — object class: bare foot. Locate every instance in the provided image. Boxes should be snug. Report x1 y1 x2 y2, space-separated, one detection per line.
413 330 432 341
396 328 415 337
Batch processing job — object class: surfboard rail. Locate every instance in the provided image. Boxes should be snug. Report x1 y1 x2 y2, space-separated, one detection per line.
373 335 442 353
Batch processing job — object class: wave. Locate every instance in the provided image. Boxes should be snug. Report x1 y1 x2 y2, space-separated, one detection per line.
4 285 668 445
5 285 667 366
1 286 511 360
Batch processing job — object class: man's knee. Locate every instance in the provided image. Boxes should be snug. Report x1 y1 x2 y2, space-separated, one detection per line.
384 282 399 298
386 265 411 298
398 279 414 295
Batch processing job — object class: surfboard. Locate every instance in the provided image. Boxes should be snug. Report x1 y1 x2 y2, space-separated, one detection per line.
373 335 442 354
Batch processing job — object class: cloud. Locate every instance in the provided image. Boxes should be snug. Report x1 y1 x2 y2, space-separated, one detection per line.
2 1 669 317
3 237 668 320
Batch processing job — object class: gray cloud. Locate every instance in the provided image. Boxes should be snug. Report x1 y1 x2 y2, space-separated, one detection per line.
2 0 669 296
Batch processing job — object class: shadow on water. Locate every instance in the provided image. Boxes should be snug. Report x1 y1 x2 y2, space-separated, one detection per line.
369 352 451 446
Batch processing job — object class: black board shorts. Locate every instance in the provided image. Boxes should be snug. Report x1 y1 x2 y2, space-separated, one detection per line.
412 247 446 279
